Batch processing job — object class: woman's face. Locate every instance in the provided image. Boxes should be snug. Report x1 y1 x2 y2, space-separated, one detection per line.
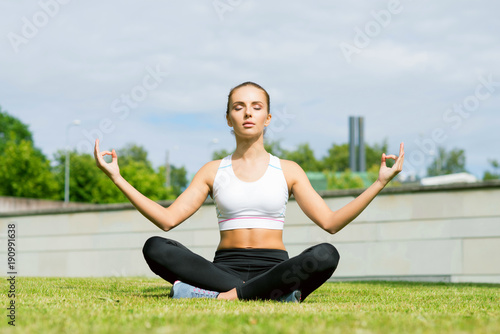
226 85 271 138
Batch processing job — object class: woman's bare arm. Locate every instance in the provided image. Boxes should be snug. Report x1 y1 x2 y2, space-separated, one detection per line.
94 139 214 231
283 143 404 234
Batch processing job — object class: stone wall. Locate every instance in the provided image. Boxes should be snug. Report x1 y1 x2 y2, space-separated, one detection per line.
1 181 499 283
0 196 92 213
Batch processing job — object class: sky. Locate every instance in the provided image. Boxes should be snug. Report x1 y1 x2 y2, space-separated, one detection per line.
1 0 499 180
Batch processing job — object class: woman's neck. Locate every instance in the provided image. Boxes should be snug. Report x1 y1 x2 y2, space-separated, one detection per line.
232 135 267 160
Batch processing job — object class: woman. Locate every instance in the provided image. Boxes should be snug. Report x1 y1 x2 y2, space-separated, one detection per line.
94 82 404 302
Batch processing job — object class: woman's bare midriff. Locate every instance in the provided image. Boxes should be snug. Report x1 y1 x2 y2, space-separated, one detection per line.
217 229 286 251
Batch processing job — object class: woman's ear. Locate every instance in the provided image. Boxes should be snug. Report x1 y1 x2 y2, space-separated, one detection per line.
264 113 272 127
226 114 233 127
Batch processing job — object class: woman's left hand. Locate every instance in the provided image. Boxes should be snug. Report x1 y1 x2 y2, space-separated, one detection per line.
377 142 405 186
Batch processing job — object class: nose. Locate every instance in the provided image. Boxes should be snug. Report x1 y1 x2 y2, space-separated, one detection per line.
244 105 253 117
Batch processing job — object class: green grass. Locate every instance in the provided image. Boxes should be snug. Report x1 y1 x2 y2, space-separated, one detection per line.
1 277 499 334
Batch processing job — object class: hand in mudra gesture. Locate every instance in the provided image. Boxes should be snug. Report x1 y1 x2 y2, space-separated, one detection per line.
377 142 405 186
94 139 121 180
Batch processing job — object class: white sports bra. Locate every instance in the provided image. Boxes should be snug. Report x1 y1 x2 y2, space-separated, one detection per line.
212 153 289 231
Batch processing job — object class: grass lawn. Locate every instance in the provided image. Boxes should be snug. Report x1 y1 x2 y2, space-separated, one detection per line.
1 277 499 333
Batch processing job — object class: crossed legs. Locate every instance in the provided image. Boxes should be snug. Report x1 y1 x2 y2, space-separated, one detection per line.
142 236 340 302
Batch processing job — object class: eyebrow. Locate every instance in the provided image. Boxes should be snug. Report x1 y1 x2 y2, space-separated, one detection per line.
232 101 264 106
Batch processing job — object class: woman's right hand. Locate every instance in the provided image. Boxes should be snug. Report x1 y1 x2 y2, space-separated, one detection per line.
94 139 121 181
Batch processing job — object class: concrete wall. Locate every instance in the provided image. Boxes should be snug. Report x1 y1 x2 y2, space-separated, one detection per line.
0 196 92 213
1 181 499 283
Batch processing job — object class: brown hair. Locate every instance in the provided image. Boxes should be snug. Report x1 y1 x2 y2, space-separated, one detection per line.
226 81 270 116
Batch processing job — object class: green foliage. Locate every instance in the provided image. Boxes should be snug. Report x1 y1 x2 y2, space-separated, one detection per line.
483 159 500 180
323 143 350 172
52 144 187 204
323 140 387 172
326 169 365 189
121 160 169 201
264 140 288 158
171 165 188 192
0 139 59 199
283 143 324 172
0 107 189 204
0 106 34 153
52 151 120 203
323 165 396 191
117 143 151 168
427 147 467 176
158 164 188 196
7 277 500 334
212 148 231 160
366 139 389 168
0 108 58 199
366 163 381 184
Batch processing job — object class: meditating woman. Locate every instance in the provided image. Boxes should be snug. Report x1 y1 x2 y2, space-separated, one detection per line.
94 81 404 302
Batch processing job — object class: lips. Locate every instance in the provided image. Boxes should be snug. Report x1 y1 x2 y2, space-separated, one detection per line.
243 122 255 127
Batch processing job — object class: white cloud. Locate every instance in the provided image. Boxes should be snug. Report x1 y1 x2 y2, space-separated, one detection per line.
0 0 499 180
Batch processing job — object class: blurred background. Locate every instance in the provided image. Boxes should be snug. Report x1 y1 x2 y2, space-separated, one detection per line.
1 0 499 205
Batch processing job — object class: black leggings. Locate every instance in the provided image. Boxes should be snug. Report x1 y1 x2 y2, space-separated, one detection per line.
142 236 340 301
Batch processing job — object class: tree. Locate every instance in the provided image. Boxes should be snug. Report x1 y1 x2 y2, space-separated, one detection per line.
53 150 119 203
170 165 188 195
212 149 231 160
366 139 389 168
283 143 323 172
0 139 59 199
264 140 289 158
52 143 188 203
54 150 111 203
483 159 500 180
0 106 33 150
322 140 388 172
116 143 181 201
0 108 188 203
326 169 365 189
120 159 169 202
158 164 188 197
0 109 58 199
427 147 467 176
117 143 151 167
322 143 349 172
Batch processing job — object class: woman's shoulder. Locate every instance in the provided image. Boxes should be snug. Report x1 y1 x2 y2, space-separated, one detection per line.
277 158 306 178
192 159 224 188
201 159 224 173
278 158 302 170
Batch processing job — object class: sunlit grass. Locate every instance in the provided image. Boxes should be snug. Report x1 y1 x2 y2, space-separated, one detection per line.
1 277 499 333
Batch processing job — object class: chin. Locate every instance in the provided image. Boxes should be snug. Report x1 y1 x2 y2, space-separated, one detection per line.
236 129 263 137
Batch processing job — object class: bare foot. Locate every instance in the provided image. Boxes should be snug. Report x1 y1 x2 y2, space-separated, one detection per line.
217 288 238 300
